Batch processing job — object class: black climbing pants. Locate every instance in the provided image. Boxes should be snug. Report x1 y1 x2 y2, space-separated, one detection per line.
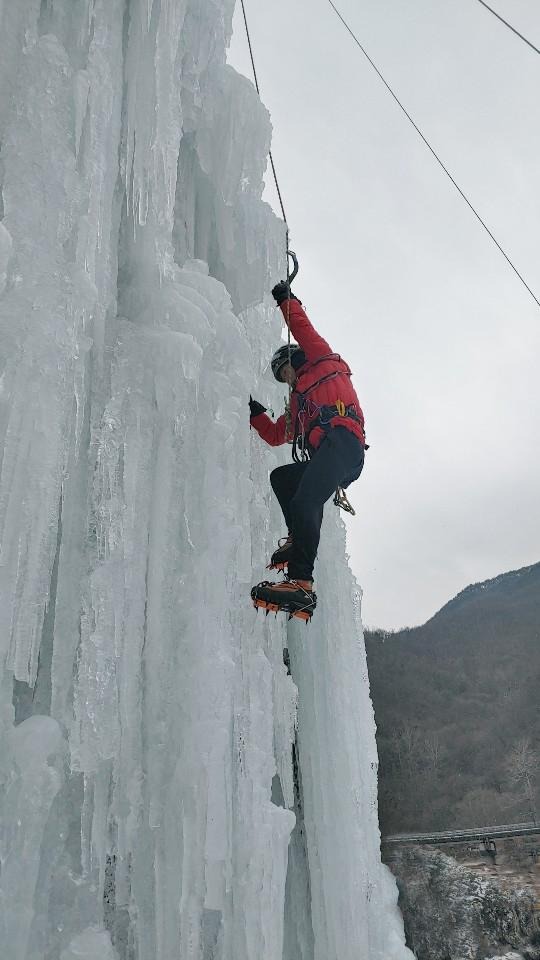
269 427 364 582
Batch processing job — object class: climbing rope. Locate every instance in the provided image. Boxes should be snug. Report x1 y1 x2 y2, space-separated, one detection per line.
285 235 293 441
240 0 358 512
325 0 540 311
474 0 540 57
239 0 288 226
239 0 296 432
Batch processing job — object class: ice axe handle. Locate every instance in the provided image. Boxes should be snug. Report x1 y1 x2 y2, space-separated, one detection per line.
287 250 299 287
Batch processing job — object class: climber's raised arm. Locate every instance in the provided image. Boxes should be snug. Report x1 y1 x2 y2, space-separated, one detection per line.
271 282 332 361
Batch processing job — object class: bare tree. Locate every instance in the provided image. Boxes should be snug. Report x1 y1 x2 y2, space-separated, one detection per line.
423 732 443 773
390 724 422 777
506 738 538 823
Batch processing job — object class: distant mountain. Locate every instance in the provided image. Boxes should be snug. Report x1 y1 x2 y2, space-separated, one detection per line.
428 561 540 632
365 563 540 835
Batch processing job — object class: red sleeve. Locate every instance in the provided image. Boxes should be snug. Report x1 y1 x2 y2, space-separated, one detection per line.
279 299 332 361
250 412 288 446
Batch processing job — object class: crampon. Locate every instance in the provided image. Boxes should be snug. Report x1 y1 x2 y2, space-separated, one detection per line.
251 579 317 623
266 536 294 572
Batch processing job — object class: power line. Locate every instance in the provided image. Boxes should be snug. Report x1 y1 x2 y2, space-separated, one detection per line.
475 0 540 56
326 0 540 311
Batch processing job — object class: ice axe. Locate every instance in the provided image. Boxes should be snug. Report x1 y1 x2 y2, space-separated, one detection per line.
287 249 299 289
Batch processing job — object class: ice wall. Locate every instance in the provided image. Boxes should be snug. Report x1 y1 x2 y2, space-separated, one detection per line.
0 2 413 958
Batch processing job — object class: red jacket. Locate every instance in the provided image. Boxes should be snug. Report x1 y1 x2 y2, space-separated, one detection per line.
251 299 365 452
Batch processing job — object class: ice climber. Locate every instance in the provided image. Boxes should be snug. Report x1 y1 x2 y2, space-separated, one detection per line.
250 281 366 622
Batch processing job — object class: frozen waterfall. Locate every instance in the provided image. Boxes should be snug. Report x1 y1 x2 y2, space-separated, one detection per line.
0 2 413 958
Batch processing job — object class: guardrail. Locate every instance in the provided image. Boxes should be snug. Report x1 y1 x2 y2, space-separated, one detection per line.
383 822 540 845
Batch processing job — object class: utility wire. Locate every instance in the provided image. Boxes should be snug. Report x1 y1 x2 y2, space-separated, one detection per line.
475 0 540 56
326 0 540 310
239 0 289 226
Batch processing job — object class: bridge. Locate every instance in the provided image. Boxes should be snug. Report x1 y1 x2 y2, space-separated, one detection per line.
383 821 540 846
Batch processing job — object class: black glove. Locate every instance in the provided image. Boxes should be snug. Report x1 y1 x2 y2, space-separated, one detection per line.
249 396 267 418
271 281 300 306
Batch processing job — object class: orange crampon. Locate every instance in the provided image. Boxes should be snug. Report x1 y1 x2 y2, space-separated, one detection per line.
266 535 294 572
252 596 312 622
251 579 316 623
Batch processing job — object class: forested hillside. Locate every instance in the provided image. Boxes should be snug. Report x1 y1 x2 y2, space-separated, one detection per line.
365 563 540 834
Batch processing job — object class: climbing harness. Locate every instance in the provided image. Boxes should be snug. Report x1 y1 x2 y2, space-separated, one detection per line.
290 354 355 462
288 354 365 517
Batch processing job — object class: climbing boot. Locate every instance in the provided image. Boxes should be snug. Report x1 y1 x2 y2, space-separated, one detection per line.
251 578 316 623
267 535 294 572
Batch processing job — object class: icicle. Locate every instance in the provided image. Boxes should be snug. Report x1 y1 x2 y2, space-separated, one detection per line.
0 1 414 957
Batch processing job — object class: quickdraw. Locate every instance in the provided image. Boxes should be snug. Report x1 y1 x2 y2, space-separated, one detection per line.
333 487 356 515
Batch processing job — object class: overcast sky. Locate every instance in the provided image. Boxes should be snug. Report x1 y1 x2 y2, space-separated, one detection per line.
228 0 540 630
